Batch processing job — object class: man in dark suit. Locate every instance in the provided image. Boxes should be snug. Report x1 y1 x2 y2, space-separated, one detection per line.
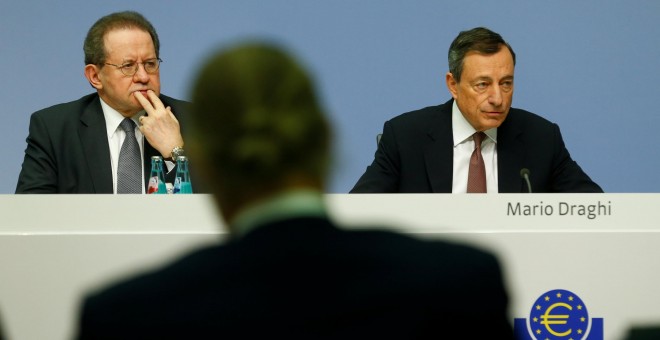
16 11 188 194
74 43 513 339
351 27 602 193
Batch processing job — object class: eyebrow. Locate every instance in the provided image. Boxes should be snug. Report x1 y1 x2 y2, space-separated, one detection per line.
120 57 158 63
472 75 514 83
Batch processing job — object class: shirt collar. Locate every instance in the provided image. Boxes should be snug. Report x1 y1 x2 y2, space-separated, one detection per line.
99 97 146 138
451 100 497 146
230 189 327 238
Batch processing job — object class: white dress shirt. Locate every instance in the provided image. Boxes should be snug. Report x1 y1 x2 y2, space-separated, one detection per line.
100 99 146 194
451 101 499 193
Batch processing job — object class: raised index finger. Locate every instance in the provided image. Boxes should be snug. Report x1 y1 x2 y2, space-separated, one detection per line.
145 90 167 116
134 91 155 115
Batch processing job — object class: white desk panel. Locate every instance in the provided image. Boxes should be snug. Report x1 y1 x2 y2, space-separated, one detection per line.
1 194 658 340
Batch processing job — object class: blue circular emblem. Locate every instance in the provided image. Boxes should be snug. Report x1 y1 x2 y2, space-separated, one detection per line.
528 289 590 340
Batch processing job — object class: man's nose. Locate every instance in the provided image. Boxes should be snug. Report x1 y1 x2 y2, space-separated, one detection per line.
488 85 503 106
133 63 150 82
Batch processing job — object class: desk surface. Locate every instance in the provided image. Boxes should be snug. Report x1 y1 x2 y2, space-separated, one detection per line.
1 194 659 340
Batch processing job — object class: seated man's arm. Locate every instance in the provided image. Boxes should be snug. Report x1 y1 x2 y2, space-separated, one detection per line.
549 123 603 193
16 113 58 193
350 121 400 193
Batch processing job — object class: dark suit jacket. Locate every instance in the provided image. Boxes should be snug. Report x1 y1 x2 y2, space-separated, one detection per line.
15 93 189 193
75 217 513 339
351 99 602 193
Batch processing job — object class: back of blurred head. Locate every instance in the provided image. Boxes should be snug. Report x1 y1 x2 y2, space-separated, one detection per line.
188 43 331 222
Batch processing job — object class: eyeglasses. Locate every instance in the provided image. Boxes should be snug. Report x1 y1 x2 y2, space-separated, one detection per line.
104 58 162 76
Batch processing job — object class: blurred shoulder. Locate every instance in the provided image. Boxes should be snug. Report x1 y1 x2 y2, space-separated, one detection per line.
82 242 225 309
343 226 500 268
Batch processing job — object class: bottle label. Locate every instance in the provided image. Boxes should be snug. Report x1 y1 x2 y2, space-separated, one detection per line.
173 177 193 194
173 177 181 194
147 176 160 194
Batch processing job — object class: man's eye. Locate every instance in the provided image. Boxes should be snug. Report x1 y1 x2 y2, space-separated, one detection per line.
144 61 156 68
121 63 135 70
475 82 488 90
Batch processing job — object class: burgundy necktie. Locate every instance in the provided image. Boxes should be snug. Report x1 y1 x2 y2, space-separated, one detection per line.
467 132 487 193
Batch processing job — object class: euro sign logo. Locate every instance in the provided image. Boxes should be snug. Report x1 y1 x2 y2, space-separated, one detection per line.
513 289 603 340
541 302 572 336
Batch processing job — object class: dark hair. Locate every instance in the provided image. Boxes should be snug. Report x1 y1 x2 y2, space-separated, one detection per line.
189 42 331 196
448 27 516 82
83 11 160 65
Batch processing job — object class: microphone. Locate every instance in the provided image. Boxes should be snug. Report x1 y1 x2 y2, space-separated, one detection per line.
520 168 532 193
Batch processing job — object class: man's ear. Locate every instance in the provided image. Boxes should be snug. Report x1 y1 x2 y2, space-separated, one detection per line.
84 64 103 90
446 72 458 99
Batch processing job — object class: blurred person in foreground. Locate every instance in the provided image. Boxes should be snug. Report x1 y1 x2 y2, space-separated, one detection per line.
0 309 5 340
74 42 513 339
623 325 660 340
16 11 188 194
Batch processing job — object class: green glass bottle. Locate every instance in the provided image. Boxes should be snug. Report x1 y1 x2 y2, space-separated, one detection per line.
173 156 193 194
147 156 167 194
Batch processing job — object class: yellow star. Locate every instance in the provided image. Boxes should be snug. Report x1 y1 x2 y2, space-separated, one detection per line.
577 305 583 310
568 296 574 301
536 305 542 310
533 317 538 323
536 329 541 334
581 317 586 322
578 329 583 335
556 292 562 298
545 296 550 301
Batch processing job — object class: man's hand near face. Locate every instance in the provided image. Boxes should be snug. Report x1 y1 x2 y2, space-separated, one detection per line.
134 90 184 159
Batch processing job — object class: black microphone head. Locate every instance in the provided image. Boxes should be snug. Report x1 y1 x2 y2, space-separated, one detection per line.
520 168 530 178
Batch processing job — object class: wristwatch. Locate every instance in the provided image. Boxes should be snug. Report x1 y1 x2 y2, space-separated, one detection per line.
170 146 185 161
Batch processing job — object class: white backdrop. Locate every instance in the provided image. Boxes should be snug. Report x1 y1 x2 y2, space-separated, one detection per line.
2 1 660 193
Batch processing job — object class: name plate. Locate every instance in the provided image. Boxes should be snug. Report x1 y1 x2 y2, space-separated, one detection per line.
1 194 658 234
326 194 660 232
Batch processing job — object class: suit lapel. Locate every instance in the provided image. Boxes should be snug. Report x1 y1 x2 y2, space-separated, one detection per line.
79 95 114 193
497 111 525 193
424 102 454 193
